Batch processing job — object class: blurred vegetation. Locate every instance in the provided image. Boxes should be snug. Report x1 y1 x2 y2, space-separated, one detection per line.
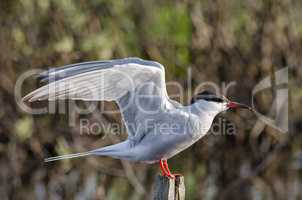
0 0 301 199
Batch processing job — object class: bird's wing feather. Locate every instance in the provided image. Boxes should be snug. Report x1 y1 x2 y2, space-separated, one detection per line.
23 58 167 101
23 57 174 140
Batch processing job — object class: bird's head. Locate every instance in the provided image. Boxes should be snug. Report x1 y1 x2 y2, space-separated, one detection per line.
191 90 253 114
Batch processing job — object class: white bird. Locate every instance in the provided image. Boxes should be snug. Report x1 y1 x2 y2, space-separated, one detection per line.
23 57 252 178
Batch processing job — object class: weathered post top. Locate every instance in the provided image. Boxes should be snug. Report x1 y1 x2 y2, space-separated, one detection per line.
153 175 185 200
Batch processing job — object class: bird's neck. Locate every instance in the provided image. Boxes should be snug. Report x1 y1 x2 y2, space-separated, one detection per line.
185 102 219 137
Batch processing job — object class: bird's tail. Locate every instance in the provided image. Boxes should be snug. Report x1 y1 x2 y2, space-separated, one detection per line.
44 151 92 162
44 140 131 162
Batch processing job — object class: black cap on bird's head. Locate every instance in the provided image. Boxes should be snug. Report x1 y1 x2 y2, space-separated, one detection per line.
191 90 253 111
190 91 226 104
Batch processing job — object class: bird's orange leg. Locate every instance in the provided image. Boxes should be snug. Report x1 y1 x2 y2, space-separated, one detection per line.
163 160 176 179
159 159 168 176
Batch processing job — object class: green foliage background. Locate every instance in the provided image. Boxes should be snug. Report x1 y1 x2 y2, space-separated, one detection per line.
0 0 301 199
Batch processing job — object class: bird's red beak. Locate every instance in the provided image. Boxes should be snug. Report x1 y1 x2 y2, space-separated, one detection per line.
227 101 252 110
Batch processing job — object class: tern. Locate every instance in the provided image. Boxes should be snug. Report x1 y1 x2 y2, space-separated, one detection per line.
23 57 252 178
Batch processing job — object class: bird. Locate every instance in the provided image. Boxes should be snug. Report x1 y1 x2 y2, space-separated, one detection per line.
23 57 253 179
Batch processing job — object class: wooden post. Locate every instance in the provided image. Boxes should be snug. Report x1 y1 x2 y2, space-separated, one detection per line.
153 175 185 200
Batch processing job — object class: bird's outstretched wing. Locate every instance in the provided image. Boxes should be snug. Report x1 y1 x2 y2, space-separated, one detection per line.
23 57 176 141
